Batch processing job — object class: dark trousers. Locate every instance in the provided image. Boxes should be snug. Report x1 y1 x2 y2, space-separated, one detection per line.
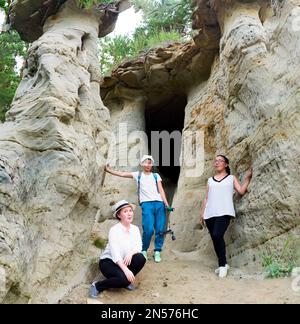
205 216 232 267
95 253 146 292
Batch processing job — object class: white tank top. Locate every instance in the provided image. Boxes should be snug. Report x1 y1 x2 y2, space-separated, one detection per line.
204 174 236 220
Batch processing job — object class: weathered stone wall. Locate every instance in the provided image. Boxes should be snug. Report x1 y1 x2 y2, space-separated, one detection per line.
171 0 300 267
0 0 115 303
102 0 300 268
100 90 148 228
1 0 300 304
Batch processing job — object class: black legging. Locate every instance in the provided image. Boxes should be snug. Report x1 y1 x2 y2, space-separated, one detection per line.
205 216 232 267
95 253 146 292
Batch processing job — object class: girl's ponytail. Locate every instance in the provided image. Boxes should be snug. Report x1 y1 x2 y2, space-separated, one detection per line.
226 165 231 175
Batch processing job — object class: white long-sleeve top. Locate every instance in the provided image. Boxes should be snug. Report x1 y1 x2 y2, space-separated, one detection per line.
100 222 142 263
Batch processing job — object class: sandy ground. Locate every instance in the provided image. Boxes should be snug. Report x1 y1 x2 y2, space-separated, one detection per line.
61 251 300 304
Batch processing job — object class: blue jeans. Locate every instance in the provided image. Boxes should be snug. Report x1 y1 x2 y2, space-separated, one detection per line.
141 201 166 252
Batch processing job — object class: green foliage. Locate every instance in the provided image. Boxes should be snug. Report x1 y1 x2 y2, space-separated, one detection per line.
262 236 300 278
99 29 182 75
0 3 27 121
133 0 193 34
75 0 113 9
100 0 192 75
93 237 108 250
0 0 9 13
0 29 27 122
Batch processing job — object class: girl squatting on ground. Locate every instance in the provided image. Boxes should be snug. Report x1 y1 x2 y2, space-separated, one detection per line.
89 200 146 298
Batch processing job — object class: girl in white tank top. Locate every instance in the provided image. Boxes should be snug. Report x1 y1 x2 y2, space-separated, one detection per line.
200 155 253 278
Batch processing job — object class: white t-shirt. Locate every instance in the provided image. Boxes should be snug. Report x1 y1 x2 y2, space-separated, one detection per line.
131 171 163 203
204 175 236 220
100 222 142 263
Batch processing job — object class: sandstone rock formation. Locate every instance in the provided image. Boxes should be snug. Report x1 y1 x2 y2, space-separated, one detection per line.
101 0 300 268
0 0 129 303
1 0 300 304
8 0 130 42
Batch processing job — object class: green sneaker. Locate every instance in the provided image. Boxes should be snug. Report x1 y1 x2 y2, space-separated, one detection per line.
153 251 161 263
142 250 148 260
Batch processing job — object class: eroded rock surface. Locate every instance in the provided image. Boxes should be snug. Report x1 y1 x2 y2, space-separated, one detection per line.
1 0 299 304
0 0 129 303
101 0 300 268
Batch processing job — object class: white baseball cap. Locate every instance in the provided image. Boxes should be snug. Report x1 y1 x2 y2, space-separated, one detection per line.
140 155 155 165
112 200 136 218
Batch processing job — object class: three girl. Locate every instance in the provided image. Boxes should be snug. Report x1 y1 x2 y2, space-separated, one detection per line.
90 154 252 298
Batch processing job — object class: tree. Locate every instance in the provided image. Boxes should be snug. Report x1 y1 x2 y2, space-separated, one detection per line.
0 0 10 13
132 0 193 34
0 1 27 121
76 0 114 8
99 0 193 75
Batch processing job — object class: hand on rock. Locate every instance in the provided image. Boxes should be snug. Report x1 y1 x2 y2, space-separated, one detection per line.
245 167 253 180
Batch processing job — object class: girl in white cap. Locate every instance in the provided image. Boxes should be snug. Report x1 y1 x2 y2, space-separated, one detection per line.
89 200 146 298
105 155 171 263
200 155 252 278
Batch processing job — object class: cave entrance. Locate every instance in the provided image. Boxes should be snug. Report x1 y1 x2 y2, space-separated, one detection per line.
145 94 187 204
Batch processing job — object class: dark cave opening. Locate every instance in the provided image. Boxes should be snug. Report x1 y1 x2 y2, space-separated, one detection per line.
145 94 187 204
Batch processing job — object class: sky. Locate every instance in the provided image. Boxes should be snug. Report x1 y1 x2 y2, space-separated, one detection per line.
0 7 142 36
113 7 143 36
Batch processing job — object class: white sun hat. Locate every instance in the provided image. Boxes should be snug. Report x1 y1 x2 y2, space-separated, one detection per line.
112 200 136 218
140 155 155 165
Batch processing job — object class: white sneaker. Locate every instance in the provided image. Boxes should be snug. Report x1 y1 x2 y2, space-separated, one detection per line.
219 266 228 278
215 264 230 274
